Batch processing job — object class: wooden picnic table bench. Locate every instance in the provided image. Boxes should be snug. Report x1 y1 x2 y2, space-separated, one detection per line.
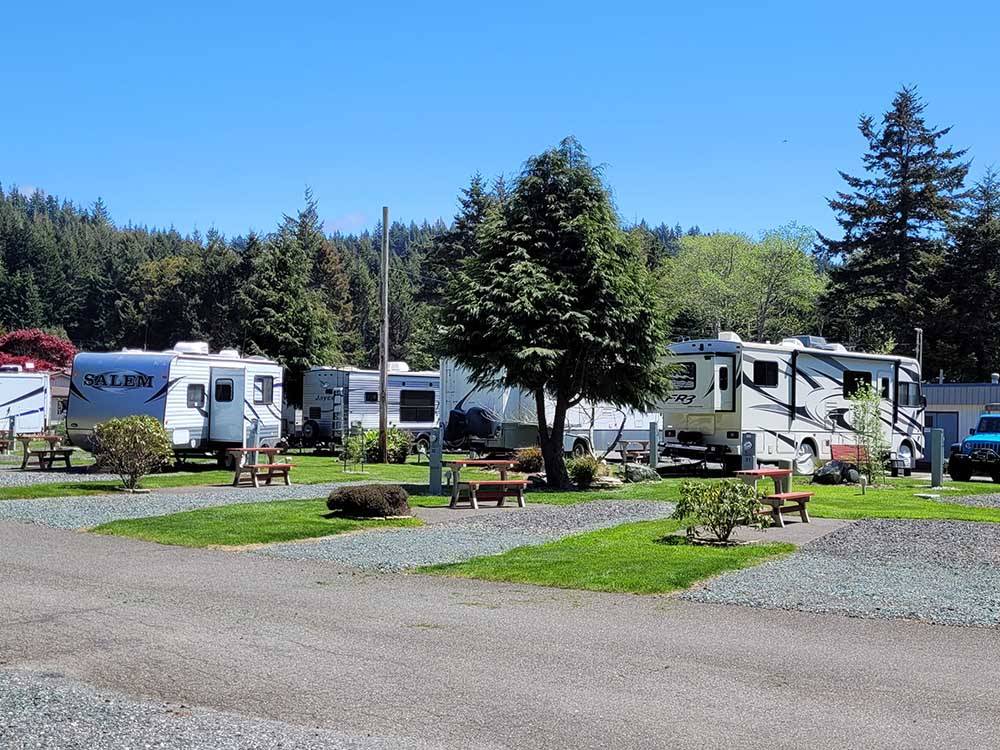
735 467 812 527
228 447 293 487
445 459 518 507
831 443 910 477
457 479 529 509
21 448 74 471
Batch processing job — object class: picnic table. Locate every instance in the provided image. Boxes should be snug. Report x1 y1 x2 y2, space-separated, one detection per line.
614 438 650 463
734 467 812 528
18 434 73 471
444 459 527 509
227 447 293 487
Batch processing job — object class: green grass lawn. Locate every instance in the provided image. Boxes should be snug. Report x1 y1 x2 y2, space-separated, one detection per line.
0 453 500 501
91 499 421 547
422 518 795 594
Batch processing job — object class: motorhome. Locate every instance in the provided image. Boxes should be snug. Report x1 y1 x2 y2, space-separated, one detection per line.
441 358 662 456
300 363 439 449
66 343 283 458
0 366 50 434
661 332 924 474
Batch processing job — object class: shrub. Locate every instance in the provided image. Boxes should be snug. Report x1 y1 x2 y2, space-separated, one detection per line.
327 484 411 517
566 455 605 488
344 427 413 464
513 446 543 473
671 480 764 543
92 415 173 491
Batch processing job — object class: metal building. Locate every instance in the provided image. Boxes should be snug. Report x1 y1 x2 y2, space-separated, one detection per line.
923 375 1000 448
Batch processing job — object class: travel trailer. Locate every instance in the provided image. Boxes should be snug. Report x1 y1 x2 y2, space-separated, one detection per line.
300 363 439 449
661 332 924 474
0 366 50 434
66 343 283 458
441 358 662 455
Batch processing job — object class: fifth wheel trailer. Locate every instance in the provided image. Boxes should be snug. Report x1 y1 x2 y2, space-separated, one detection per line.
0 366 50 434
300 364 439 449
440 358 662 455
660 332 924 474
66 342 283 457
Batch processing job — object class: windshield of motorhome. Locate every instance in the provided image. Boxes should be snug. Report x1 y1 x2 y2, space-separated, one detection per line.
977 417 1000 434
670 362 696 390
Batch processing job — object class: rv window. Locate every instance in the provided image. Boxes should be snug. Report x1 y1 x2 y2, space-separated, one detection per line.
309 407 322 420
898 381 921 407
718 366 729 391
400 390 435 423
214 379 234 403
364 392 379 403
253 375 274 405
670 362 696 391
843 370 872 398
186 384 206 409
880 377 891 399
753 361 778 388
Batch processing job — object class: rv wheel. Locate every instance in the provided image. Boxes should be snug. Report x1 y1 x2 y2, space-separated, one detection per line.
414 436 430 455
301 420 319 447
571 439 590 458
794 441 818 476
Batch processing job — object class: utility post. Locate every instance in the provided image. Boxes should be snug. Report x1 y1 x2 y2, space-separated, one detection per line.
378 206 390 463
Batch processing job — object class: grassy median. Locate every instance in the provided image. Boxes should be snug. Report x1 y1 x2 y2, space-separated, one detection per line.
91 499 421 547
422 518 795 594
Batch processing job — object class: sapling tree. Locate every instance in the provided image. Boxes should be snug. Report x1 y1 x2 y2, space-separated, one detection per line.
92 415 173 491
442 138 672 487
849 383 889 485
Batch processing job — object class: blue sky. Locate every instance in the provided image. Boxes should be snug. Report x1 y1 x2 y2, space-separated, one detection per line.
2 0 997 239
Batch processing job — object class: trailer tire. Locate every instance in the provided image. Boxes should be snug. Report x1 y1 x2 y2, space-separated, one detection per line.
301 420 320 447
414 435 430 455
571 439 591 458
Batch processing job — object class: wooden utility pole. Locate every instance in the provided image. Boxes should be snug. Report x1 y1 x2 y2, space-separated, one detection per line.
378 206 390 463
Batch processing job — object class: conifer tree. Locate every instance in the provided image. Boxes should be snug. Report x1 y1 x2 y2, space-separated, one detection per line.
818 87 969 351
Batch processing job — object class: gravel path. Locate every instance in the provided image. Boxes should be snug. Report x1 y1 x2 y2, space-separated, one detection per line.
0 669 441 750
683 519 1000 628
0 482 351 529
935 492 1000 508
0 465 117 487
257 500 676 570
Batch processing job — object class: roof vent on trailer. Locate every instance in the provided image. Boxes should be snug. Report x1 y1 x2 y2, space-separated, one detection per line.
781 335 848 352
717 331 742 343
218 348 240 358
387 361 410 372
173 342 210 355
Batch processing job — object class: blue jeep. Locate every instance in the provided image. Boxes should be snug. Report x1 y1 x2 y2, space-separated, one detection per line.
948 405 1000 482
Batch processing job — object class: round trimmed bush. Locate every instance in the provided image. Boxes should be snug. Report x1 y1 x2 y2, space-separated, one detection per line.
93 415 173 491
513 446 543 473
327 484 411 518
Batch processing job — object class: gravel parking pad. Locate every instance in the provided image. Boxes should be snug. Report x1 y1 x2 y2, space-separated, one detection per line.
257 500 676 570
0 669 438 750
683 519 1000 628
934 492 1000 508
0 483 354 529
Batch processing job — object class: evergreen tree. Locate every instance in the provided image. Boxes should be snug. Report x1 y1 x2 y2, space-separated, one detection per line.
818 87 969 352
928 170 1000 379
442 138 672 488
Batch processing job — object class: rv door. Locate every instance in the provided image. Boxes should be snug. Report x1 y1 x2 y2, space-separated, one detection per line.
714 357 734 412
210 367 245 444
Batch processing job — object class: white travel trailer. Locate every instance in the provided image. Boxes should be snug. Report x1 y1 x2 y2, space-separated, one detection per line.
66 343 283 457
0 366 50 434
300 363 439 449
440 359 662 455
660 333 925 474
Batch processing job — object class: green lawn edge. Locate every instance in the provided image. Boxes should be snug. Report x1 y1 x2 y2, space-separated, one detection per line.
91 499 421 548
421 518 795 594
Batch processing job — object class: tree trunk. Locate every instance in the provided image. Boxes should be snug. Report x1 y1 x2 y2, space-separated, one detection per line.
535 389 570 488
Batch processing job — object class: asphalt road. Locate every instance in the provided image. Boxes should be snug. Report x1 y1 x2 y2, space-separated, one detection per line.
2 521 999 749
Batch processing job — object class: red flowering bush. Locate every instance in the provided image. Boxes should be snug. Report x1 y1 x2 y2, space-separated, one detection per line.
0 329 76 372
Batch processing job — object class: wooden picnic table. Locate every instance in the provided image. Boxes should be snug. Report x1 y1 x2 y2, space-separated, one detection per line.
227 447 293 488
18 434 69 470
444 459 518 508
614 438 650 462
734 467 812 527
